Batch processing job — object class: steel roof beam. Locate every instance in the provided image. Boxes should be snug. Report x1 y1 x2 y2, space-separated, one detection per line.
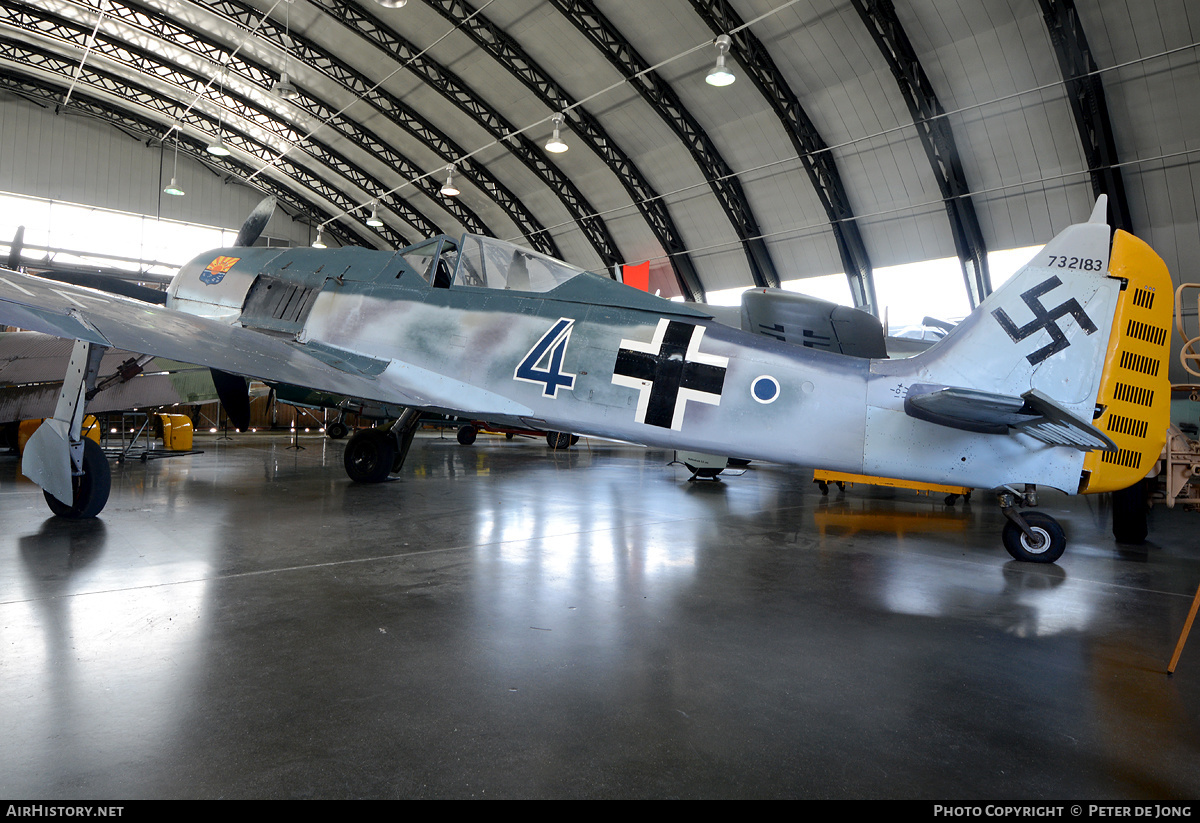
0 71 369 249
851 0 992 308
105 0 493 243
1 0 455 245
413 0 706 300
0 38 385 249
547 0 781 290
688 0 877 314
303 0 629 280
198 0 560 259
107 0 491 239
1036 0 1133 233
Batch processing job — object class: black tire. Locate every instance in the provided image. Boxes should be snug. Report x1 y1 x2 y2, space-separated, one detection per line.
505 432 514 440
457 425 477 446
326 421 349 440
569 435 580 446
1112 480 1149 544
546 431 572 450
344 428 396 483
1002 512 1066 563
44 439 110 519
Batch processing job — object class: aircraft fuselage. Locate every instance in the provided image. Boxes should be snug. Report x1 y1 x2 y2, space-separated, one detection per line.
167 239 1115 495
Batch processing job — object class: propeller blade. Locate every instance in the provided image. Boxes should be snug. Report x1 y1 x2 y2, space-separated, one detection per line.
210 368 252 431
6 226 24 270
235 196 277 248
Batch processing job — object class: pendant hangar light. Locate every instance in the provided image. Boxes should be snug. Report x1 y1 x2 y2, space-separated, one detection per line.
440 165 460 197
375 0 408 7
163 134 185 196
705 34 736 86
273 1 300 100
206 77 232 156
545 112 569 154
206 134 231 156
312 226 327 248
366 201 384 227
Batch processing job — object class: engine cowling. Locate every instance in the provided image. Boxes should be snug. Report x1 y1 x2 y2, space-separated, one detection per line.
167 247 285 321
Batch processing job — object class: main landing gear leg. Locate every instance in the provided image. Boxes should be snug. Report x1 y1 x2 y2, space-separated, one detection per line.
343 409 420 483
998 485 1066 563
24 340 111 518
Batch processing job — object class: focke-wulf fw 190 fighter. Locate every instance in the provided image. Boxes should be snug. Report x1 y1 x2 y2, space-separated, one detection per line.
0 196 1172 563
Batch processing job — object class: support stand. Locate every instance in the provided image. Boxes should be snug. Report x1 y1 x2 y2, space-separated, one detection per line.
1168 581 1200 675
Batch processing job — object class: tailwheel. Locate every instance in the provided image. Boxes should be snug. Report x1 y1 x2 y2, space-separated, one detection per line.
344 428 396 483
685 463 723 480
326 420 349 440
1001 511 1066 563
44 439 110 519
546 431 572 450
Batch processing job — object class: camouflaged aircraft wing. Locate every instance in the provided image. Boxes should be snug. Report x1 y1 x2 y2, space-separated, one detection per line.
0 269 531 419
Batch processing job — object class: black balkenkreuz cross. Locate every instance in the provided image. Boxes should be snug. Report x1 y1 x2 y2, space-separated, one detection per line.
612 319 729 430
991 275 1098 365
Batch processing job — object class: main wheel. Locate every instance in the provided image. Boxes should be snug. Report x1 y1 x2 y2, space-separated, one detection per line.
344 428 396 483
326 421 349 440
44 439 111 519
457 425 477 446
546 431 572 450
1002 512 1066 563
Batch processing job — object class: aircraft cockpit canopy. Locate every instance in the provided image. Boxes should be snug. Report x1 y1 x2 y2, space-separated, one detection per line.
452 235 586 292
399 236 459 289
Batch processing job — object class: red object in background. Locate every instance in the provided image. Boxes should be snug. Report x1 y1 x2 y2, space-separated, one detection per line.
622 261 650 292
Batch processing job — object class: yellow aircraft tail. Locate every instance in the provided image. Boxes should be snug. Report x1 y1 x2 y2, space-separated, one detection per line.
1079 230 1173 493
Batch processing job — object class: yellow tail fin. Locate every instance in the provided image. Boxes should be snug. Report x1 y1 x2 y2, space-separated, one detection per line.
1080 230 1173 493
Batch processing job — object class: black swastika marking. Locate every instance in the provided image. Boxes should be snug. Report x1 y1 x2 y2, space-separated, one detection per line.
991 276 1097 365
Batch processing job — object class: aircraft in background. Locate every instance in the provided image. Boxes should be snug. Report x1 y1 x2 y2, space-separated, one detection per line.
0 332 217 424
0 196 1172 563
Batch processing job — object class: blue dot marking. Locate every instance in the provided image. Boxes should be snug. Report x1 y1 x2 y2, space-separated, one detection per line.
751 375 779 404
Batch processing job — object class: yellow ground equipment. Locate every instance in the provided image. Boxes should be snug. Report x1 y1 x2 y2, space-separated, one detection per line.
158 413 194 451
16 416 101 455
813 469 972 505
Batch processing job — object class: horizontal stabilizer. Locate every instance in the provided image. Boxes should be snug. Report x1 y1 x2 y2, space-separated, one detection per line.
905 384 1115 451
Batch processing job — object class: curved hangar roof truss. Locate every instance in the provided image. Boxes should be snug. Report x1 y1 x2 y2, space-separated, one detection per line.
1 0 1197 311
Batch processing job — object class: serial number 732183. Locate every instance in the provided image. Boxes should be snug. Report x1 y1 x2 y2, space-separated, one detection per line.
1046 255 1105 271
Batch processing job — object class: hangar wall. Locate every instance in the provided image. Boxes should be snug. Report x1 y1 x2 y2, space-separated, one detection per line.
0 91 312 248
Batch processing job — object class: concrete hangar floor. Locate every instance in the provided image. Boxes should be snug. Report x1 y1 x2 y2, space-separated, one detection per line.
1 429 1199 800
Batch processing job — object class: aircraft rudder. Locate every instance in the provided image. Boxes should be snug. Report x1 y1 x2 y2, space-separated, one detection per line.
1080 230 1173 493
